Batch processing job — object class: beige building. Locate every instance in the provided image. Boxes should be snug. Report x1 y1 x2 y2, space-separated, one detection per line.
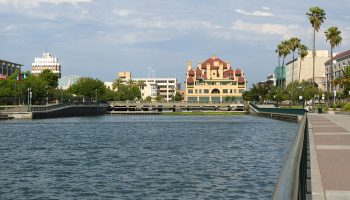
117 71 131 83
32 52 61 78
285 50 329 90
185 56 247 103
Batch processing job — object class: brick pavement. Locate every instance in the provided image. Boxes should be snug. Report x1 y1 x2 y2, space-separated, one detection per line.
309 113 350 200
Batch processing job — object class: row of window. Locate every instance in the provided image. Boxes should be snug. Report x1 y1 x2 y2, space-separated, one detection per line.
188 89 245 94
200 81 238 86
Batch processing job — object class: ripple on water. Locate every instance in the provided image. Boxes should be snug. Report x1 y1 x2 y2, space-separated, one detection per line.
0 115 298 199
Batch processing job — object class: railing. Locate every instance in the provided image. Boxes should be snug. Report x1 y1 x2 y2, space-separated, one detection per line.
249 102 305 115
272 114 310 199
31 103 107 113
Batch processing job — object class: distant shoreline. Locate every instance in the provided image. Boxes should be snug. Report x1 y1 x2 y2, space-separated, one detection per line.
161 111 245 116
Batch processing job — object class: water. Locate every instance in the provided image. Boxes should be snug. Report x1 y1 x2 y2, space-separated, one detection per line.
0 115 298 199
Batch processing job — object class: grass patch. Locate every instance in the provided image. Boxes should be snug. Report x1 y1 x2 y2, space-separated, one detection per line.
162 111 245 116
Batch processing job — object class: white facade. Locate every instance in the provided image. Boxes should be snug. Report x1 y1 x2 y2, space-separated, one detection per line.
133 78 177 101
32 52 61 78
285 50 329 90
104 82 113 91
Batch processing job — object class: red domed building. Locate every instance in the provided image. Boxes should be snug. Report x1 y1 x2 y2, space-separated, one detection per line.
185 55 247 103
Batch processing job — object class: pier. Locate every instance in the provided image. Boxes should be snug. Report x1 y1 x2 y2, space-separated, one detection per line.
108 101 245 114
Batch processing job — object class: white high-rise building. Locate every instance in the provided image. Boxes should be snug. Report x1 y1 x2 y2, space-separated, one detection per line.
134 78 177 101
32 52 61 78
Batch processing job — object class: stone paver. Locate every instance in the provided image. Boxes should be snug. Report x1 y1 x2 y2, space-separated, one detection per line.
309 113 350 200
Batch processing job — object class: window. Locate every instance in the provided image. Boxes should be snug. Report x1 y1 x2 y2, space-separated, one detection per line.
223 89 228 93
195 89 198 94
230 89 233 93
199 89 202 94
204 89 209 94
188 89 193 94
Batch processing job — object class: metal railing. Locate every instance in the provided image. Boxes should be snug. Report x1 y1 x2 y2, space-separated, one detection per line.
249 102 305 115
31 103 107 113
272 114 310 199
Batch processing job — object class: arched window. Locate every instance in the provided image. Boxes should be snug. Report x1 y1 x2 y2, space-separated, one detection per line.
211 89 220 94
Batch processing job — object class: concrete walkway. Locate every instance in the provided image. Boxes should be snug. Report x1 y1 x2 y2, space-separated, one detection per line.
308 113 350 200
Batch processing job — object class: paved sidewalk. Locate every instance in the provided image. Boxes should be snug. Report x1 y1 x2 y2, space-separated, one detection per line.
308 113 350 200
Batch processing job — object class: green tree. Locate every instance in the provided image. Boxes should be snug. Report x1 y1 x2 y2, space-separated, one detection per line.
288 37 301 83
307 7 326 89
174 92 182 101
333 66 350 98
112 78 122 91
298 44 309 82
39 69 59 89
145 96 152 102
68 77 106 102
325 26 342 92
155 95 162 102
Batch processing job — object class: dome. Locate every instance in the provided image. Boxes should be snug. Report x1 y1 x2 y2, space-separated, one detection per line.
58 75 81 90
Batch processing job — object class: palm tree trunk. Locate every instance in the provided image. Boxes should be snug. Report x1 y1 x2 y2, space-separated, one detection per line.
292 52 295 83
299 57 302 83
313 28 316 87
282 57 286 87
277 56 281 87
330 47 333 105
312 28 316 107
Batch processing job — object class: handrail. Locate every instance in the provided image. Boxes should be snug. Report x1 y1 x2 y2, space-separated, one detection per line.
249 102 305 115
272 114 309 199
31 103 108 113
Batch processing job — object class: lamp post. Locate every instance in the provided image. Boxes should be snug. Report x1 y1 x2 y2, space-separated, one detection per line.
60 87 63 104
95 89 98 103
27 87 32 112
46 86 48 106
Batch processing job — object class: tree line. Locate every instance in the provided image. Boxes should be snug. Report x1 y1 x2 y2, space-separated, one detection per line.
0 70 182 105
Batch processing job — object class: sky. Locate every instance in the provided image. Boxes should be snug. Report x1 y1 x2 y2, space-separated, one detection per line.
1 0 350 88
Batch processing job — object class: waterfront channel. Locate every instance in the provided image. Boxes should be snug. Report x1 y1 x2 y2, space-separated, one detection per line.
0 115 298 199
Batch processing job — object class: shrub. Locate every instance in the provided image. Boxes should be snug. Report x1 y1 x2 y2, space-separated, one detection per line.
343 103 350 112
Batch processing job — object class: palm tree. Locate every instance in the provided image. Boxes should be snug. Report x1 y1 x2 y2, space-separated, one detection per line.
288 37 301 83
276 45 283 87
279 40 290 87
112 78 122 91
325 26 342 93
298 44 309 83
306 7 326 88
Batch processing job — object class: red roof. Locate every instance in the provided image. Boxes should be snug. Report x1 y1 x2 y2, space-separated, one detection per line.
223 69 234 78
203 73 207 80
188 69 195 76
200 56 228 69
326 49 350 64
187 77 194 84
238 77 245 83
235 69 242 75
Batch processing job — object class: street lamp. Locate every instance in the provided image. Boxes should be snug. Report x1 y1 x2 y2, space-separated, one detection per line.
95 89 98 103
60 87 63 104
27 87 32 112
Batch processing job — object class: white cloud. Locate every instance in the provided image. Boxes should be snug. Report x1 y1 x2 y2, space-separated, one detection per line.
113 9 131 17
0 0 91 7
235 9 273 17
231 20 299 39
261 7 270 10
1 25 15 32
121 18 221 32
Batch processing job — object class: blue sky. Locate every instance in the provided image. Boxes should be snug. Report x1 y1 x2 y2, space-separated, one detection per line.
1 0 349 88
